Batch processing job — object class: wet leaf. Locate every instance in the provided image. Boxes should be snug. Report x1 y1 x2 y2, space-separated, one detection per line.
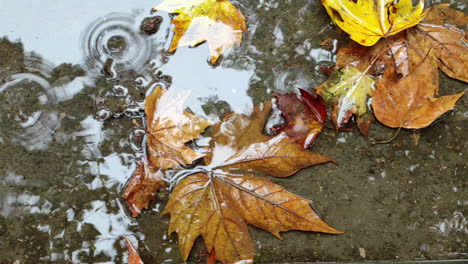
123 86 211 217
372 53 465 129
146 86 212 169
273 89 327 149
121 236 144 264
322 0 425 46
317 67 375 135
406 4 468 82
164 102 341 264
153 0 246 64
122 160 166 217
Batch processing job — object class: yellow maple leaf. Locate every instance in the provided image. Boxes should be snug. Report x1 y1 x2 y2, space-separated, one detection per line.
321 0 426 46
153 0 247 64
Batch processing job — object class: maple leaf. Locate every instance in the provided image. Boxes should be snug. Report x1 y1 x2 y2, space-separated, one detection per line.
121 236 144 264
321 0 425 46
145 85 212 169
406 4 468 82
123 86 211 217
163 102 341 264
273 89 327 149
317 67 375 136
328 4 467 132
153 0 247 64
372 53 465 129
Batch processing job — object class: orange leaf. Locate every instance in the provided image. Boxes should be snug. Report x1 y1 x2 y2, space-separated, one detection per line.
121 236 144 264
372 53 464 129
407 4 468 82
122 160 166 217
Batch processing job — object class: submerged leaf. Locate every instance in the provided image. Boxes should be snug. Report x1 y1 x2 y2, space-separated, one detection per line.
274 89 327 149
321 0 425 46
164 101 340 264
123 86 211 217
317 67 374 134
154 0 247 64
121 236 144 264
145 86 212 169
122 161 166 217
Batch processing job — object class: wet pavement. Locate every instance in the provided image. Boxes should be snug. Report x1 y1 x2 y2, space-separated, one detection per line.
0 0 467 263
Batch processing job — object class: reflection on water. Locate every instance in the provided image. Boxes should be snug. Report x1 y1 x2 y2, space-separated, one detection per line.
81 12 155 74
0 0 467 263
0 72 60 150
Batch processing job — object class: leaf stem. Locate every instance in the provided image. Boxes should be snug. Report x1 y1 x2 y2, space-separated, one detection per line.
371 127 401 144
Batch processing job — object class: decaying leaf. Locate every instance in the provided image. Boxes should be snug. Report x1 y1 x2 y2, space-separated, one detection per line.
153 0 247 64
273 89 327 149
407 4 468 82
317 67 375 135
321 0 425 46
372 53 464 129
145 86 212 169
122 160 166 217
121 236 144 264
164 102 341 264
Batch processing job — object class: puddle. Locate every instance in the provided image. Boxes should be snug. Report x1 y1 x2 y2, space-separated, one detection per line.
0 0 467 263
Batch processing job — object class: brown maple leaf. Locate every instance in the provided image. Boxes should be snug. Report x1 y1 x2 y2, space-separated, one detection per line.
372 52 465 129
406 4 468 82
163 102 341 264
123 86 212 217
145 86 212 169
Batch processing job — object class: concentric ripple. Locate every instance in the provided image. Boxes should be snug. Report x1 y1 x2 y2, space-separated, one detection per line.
81 13 153 73
0 73 60 150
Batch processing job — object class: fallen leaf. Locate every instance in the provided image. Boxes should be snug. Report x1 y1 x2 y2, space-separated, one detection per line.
372 53 465 129
164 102 341 264
123 86 211 217
121 236 144 264
145 86 212 169
406 4 468 82
122 160 166 217
273 89 327 149
321 0 425 46
153 0 247 64
317 67 375 135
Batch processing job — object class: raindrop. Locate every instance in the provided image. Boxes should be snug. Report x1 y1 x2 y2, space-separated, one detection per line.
0 73 60 150
81 13 153 73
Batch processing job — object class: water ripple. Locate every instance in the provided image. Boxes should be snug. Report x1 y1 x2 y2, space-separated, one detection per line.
81 12 153 74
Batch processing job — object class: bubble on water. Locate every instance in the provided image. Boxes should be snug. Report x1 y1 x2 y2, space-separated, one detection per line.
112 85 128 97
0 73 60 150
81 12 153 73
129 129 145 153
